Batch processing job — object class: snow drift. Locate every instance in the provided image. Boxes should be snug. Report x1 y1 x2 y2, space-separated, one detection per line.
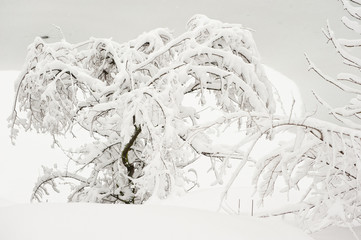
0 203 313 240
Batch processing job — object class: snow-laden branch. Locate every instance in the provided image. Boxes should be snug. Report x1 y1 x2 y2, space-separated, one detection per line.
291 1 361 230
10 15 275 204
229 113 361 231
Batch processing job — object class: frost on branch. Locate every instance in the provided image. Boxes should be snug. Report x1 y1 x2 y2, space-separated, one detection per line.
249 118 361 231
247 0 361 231
9 15 275 204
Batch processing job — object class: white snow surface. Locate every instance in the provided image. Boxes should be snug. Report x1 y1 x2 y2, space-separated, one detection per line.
264 65 304 117
0 203 313 240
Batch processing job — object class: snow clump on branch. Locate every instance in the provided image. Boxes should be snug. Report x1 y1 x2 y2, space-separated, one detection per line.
9 15 275 204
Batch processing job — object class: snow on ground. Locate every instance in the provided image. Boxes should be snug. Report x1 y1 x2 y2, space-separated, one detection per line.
264 65 304 117
0 203 313 240
151 186 361 240
0 197 16 208
312 226 361 240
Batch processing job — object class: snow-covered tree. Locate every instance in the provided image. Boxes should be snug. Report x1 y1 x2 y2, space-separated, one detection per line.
231 0 361 232
9 15 275 204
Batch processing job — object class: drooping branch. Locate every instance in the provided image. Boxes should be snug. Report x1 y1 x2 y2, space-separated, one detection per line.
10 15 276 205
31 168 90 202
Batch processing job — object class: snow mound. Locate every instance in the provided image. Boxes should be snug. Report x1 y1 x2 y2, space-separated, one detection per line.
0 198 16 207
264 65 304 117
0 203 313 240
